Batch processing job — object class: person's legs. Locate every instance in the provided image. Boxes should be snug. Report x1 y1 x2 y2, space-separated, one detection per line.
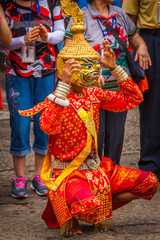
101 157 159 210
98 108 106 160
30 74 55 195
110 164 159 210
64 177 102 235
138 31 160 177
33 73 55 164
13 155 26 177
5 75 33 198
112 192 139 203
5 75 32 156
104 110 127 165
34 152 45 176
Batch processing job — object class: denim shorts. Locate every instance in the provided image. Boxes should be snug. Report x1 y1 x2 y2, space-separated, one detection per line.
5 74 55 156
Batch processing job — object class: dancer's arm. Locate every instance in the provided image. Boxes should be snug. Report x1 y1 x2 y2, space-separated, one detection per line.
98 41 143 111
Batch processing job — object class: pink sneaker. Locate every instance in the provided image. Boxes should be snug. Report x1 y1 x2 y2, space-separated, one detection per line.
12 175 28 198
31 174 48 196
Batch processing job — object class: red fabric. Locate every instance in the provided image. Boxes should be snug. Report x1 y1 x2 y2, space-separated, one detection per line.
42 158 159 228
39 81 143 161
0 85 3 109
138 76 149 93
66 178 95 206
42 198 60 228
101 157 159 203
39 80 156 228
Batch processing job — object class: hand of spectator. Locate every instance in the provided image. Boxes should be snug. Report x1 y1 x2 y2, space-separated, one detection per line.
24 26 40 45
100 40 117 70
134 44 152 70
62 59 80 84
39 24 48 42
96 75 104 88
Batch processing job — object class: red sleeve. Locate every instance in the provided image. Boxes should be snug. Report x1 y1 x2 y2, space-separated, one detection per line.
98 77 143 112
40 102 64 135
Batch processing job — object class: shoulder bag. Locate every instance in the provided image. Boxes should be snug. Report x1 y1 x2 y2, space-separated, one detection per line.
98 18 145 83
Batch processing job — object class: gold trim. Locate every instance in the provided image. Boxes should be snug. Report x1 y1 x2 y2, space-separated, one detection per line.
41 107 98 192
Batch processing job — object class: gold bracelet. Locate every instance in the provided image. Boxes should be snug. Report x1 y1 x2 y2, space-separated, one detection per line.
54 92 67 100
56 86 69 94
54 81 70 100
56 85 70 92
111 66 128 83
59 81 70 89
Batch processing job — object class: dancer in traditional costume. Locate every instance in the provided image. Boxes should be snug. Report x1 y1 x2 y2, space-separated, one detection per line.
19 0 159 236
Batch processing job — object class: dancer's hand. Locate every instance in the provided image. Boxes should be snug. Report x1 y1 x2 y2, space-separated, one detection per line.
100 40 117 70
62 59 80 84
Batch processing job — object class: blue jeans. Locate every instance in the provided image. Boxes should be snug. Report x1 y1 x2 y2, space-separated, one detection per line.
5 74 55 156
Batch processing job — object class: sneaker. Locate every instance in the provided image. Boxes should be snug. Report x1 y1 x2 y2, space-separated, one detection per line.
31 174 48 196
12 175 28 198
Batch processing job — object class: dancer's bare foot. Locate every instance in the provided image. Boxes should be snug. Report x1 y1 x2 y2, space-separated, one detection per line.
65 218 82 236
95 219 113 232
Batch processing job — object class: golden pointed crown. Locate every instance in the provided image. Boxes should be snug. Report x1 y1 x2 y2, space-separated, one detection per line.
57 0 99 78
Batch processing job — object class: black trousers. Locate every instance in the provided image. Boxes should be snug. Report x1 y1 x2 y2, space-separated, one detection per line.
98 109 127 165
138 29 160 174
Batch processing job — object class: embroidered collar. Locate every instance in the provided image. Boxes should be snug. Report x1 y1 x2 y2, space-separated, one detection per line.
87 3 118 20
68 88 99 112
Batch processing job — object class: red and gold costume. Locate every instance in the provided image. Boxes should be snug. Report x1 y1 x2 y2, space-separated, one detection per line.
19 0 159 234
20 80 159 230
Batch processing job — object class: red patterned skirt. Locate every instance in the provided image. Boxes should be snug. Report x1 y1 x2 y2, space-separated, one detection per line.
42 157 159 228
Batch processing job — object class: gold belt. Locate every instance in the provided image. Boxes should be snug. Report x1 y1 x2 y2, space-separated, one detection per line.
53 157 100 171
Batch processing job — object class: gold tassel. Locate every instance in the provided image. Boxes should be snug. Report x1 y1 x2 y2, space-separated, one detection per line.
60 218 73 235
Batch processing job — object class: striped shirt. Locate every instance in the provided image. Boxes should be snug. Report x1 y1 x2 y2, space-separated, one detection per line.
2 1 64 78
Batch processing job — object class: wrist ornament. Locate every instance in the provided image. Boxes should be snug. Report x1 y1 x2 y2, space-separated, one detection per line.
54 81 70 99
48 81 70 107
111 66 128 83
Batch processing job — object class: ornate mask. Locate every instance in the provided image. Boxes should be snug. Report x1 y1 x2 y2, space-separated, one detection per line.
71 58 101 87
57 0 101 88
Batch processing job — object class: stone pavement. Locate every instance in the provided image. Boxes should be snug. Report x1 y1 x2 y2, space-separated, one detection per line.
0 88 159 240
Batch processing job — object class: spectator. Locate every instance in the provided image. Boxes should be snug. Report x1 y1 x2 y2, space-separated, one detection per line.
0 4 12 45
65 0 151 165
0 4 12 109
123 0 160 181
0 0 65 198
